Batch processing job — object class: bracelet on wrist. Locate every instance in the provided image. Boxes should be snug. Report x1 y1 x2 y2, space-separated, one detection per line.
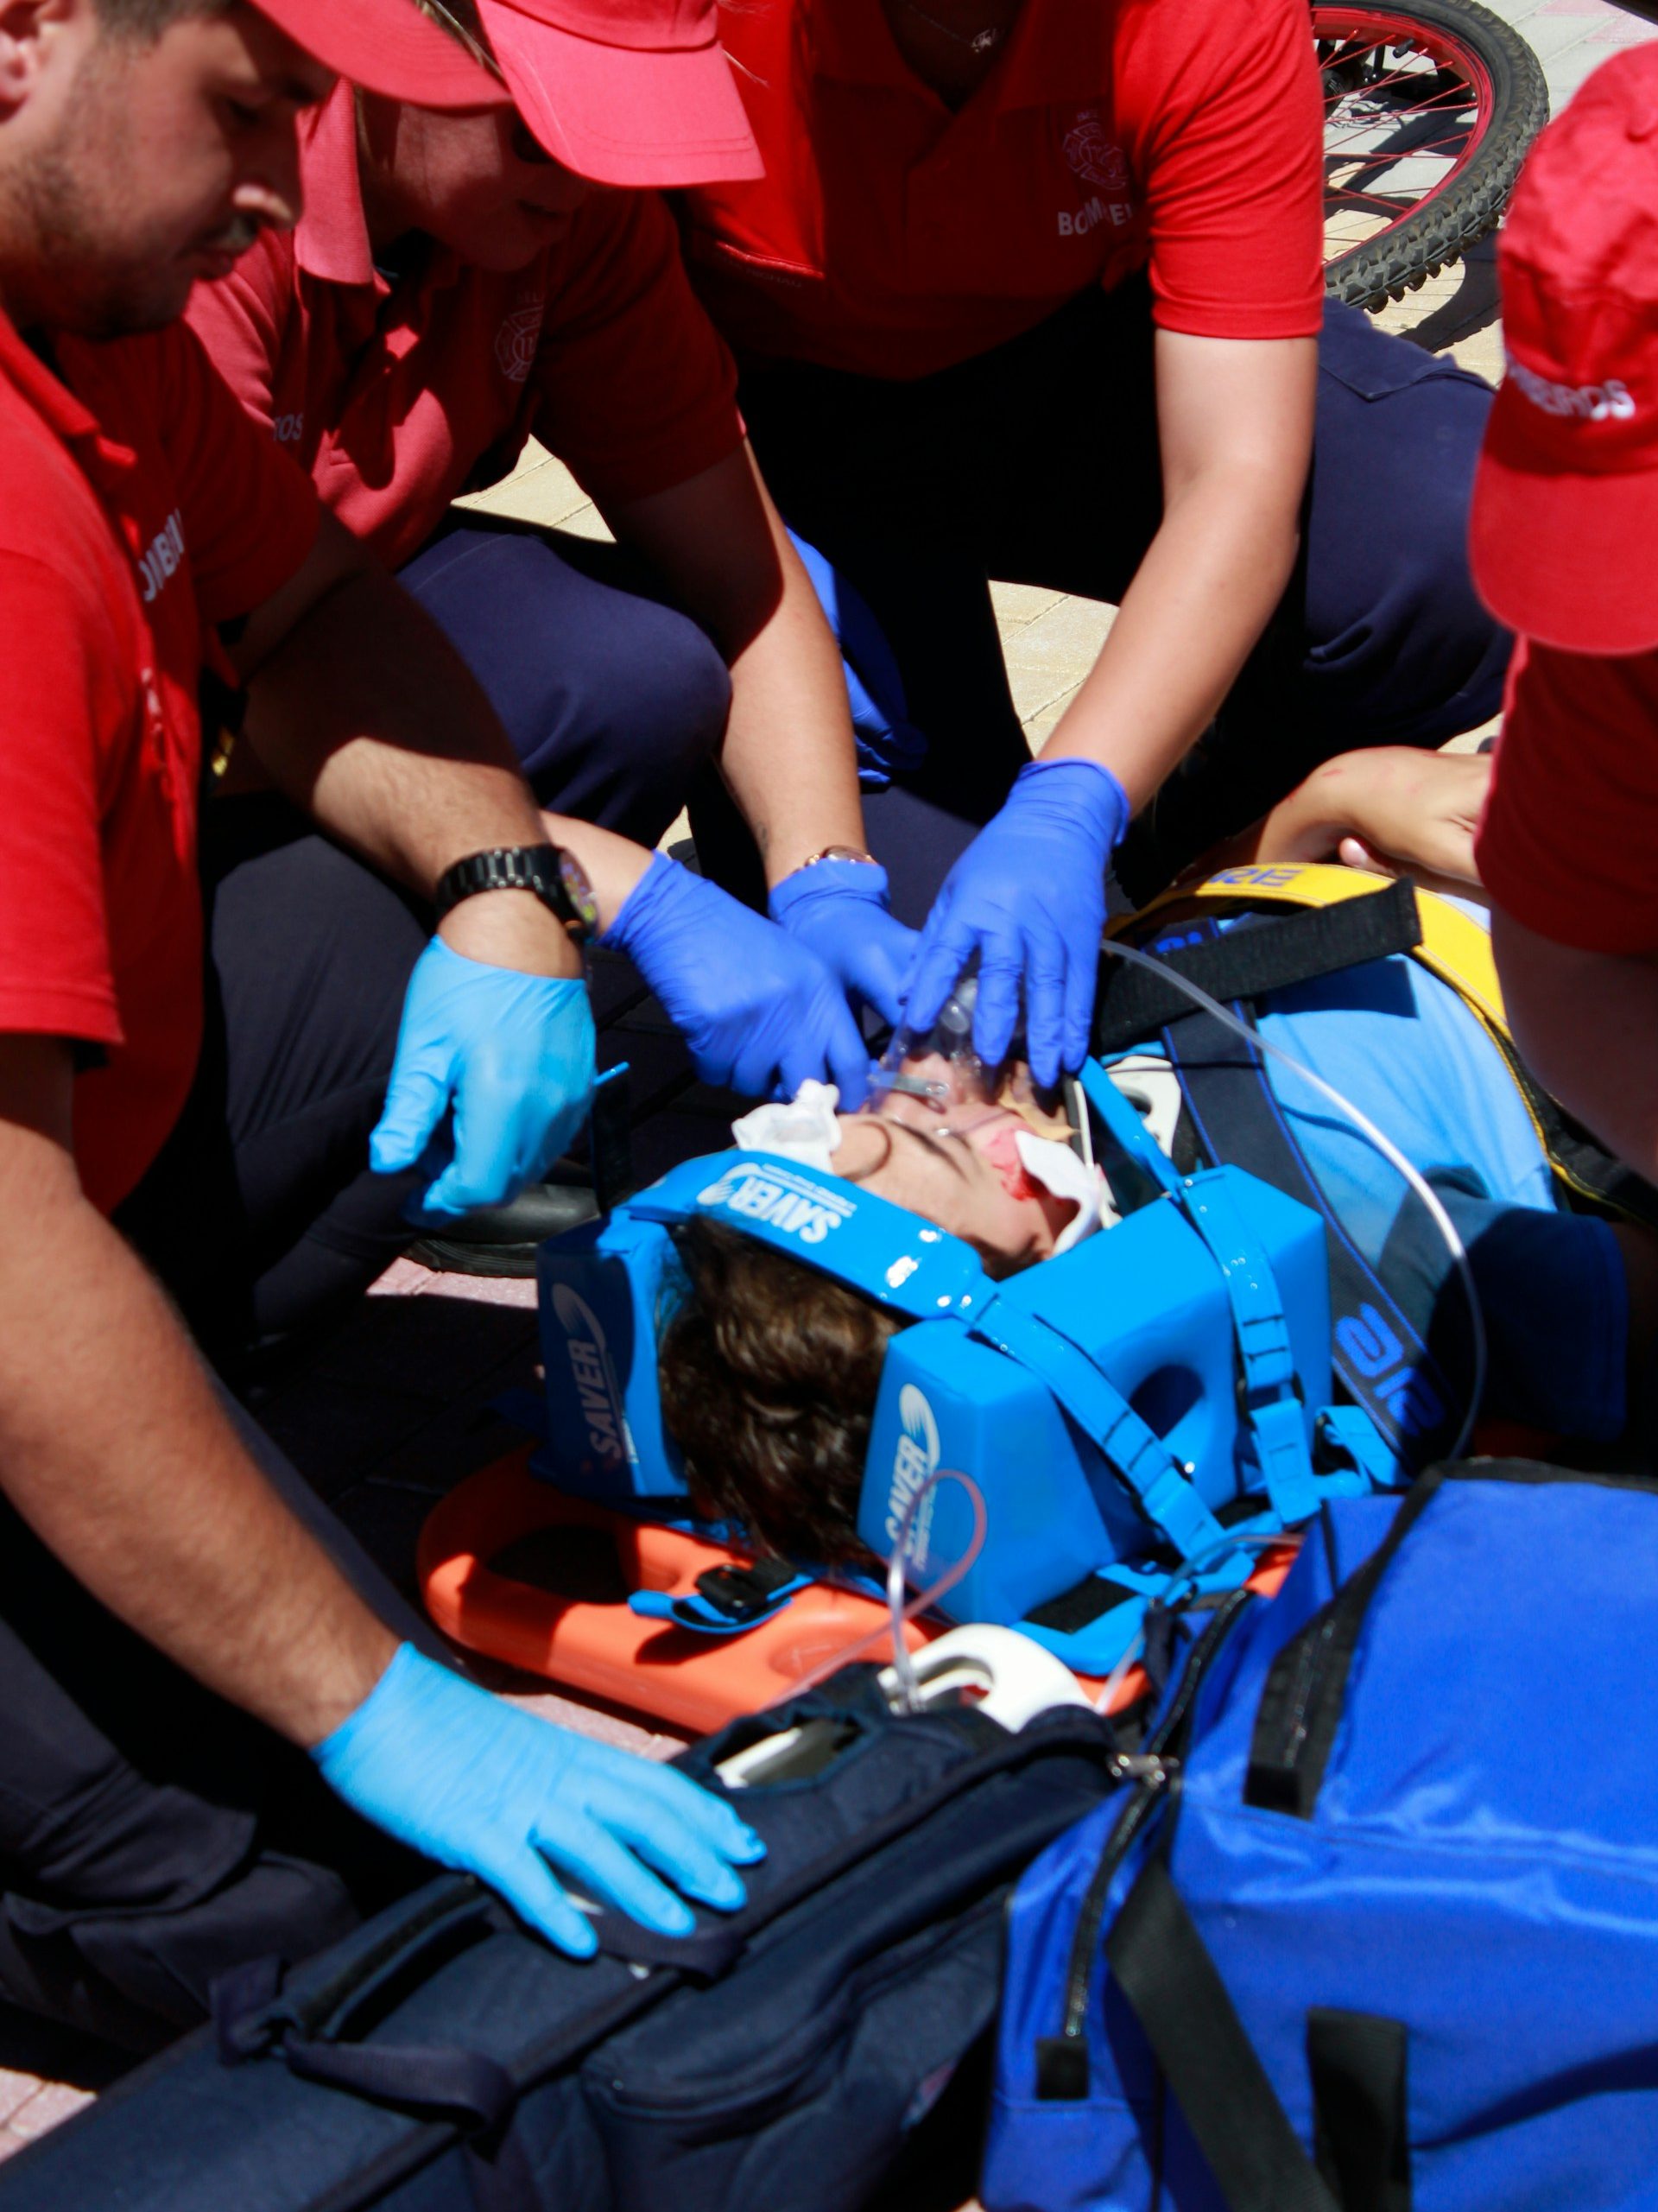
797 844 877 870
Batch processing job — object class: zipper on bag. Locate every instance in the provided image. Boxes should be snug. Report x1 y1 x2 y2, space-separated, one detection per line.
1033 1588 1254 2101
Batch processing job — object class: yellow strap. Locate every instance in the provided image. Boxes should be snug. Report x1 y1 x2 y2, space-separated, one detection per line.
1114 861 1564 1170
1118 861 1509 1032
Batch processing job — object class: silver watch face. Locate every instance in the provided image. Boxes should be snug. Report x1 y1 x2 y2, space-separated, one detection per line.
555 847 599 936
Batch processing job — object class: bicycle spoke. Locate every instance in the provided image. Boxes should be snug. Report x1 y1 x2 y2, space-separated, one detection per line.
1319 0 1502 273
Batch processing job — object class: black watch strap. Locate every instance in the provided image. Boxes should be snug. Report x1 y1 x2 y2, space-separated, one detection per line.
433 845 597 942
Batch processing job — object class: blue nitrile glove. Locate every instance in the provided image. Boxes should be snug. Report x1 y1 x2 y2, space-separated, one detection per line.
313 1645 764 1958
604 852 875 1106
787 529 927 792
768 858 920 1030
902 757 1130 1089
370 938 596 1222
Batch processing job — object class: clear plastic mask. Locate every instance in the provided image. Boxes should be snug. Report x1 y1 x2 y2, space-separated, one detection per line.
869 961 1002 1118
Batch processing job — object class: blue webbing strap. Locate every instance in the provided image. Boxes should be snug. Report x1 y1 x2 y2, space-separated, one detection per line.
1178 1169 1319 1527
964 1296 1228 1564
1155 960 1460 1473
1316 1405 1398 1491
1085 1049 1319 1521
1078 1059 1183 1200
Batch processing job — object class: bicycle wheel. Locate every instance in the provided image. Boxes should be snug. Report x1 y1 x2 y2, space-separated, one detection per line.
1317 0 1548 311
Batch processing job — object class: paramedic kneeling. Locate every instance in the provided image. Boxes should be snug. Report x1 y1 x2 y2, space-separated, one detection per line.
1471 51 1658 1186
684 0 1510 1090
0 0 756 2050
185 0 915 1029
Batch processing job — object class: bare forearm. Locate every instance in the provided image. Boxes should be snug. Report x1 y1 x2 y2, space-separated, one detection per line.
1249 751 1385 862
1494 908 1658 1179
610 445 866 886
242 564 547 895
0 1138 394 1746
239 554 670 967
718 526 866 884
1250 747 1489 897
1041 466 1300 808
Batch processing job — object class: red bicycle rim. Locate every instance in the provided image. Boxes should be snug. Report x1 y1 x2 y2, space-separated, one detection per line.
1315 5 1497 263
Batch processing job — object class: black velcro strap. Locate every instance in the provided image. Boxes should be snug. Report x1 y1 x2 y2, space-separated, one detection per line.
1093 882 1422 1055
1105 1855 1338 2212
694 1554 801 1621
1024 1575 1140 1635
1308 2008 1412 2211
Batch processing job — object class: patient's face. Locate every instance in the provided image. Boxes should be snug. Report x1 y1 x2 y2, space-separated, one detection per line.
829 1091 1066 1277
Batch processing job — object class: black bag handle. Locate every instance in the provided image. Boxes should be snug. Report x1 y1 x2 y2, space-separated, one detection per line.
1105 1849 1338 2212
1245 1466 1452 1816
281 2038 518 2132
215 1877 492 2063
1307 2009 1411 2212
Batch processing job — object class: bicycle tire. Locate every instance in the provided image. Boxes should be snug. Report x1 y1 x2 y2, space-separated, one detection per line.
1317 0 1548 313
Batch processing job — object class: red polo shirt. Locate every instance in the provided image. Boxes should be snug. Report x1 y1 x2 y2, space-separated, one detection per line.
682 0 1325 378
185 85 744 572
1477 640 1658 955
0 311 319 1214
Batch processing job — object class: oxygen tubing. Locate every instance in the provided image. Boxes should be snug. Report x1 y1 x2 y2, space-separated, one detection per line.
1096 935 1488 1463
790 1471 989 1706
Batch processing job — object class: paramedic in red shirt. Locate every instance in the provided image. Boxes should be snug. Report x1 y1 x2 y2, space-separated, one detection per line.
0 0 765 2050
684 0 1512 1093
1473 50 1658 1198
185 0 915 1084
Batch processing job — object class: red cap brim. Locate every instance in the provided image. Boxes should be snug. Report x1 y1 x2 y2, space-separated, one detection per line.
252 0 505 108
481 2 763 187
1471 389 1658 656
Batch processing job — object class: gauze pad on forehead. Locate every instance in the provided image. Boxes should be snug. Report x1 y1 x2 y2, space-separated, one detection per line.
1013 1131 1108 1252
730 1081 843 1172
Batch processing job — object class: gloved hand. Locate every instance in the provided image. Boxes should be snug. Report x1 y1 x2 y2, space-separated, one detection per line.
902 757 1130 1089
787 530 927 792
370 938 596 1221
604 852 874 1106
313 1645 764 1958
769 857 920 1029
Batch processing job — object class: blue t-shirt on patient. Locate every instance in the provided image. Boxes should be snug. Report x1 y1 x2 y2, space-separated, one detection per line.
1247 902 1626 1440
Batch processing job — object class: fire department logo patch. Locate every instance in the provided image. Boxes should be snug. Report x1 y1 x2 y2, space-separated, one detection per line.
1062 108 1129 195
495 301 545 385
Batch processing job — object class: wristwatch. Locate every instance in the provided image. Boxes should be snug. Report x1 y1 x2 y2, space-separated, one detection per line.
433 845 599 945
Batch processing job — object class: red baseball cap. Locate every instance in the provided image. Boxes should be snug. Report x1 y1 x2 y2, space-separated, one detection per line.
475 0 763 187
1471 47 1658 656
250 0 503 106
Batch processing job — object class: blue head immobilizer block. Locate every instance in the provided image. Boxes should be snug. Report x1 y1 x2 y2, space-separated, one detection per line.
535 1141 1389 1672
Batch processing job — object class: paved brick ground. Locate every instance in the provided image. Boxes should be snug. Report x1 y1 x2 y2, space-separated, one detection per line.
8 0 1654 2162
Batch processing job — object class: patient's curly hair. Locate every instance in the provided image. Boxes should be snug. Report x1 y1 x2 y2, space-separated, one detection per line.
658 1220 905 1568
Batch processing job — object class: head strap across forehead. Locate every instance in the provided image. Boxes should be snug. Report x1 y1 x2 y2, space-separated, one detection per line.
628 1151 993 1322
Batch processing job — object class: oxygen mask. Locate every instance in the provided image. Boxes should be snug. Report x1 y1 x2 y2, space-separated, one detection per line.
871 963 1074 1144
870 965 997 1120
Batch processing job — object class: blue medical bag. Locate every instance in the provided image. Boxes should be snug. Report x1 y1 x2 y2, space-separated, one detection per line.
537 1129 1389 1673
984 1459 1658 2211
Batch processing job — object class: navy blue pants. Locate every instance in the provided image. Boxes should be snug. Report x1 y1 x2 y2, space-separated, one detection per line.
0 1385 442 2052
399 517 732 849
737 279 1512 922
116 797 428 1376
